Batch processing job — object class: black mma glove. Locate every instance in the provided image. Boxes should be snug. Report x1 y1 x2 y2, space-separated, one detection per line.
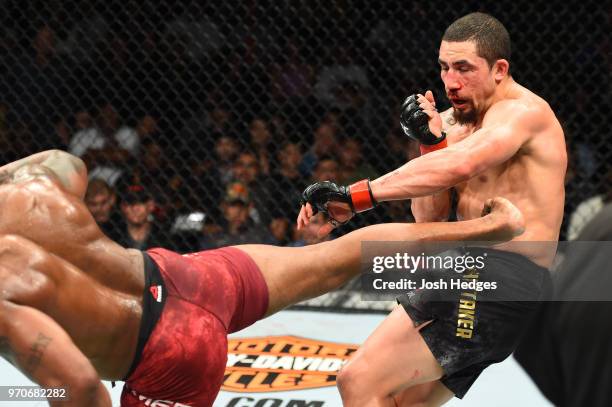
301 179 376 226
400 94 447 153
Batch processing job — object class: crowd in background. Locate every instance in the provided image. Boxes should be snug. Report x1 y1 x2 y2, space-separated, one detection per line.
78 101 408 253
0 0 610 251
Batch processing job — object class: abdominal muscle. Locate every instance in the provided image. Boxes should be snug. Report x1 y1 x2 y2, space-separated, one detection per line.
456 174 562 269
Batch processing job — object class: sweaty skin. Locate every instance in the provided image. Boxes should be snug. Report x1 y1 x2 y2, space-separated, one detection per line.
376 41 566 267
0 151 143 382
299 40 566 267
0 149 524 406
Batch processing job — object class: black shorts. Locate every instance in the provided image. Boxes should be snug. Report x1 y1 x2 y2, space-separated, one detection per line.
396 247 552 399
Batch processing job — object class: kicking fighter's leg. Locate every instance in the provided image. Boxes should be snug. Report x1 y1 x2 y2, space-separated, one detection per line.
237 197 524 315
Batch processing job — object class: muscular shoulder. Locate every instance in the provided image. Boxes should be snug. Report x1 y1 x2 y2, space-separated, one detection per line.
484 94 556 136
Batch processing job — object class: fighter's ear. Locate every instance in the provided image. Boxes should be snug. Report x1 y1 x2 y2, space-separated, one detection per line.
493 59 510 82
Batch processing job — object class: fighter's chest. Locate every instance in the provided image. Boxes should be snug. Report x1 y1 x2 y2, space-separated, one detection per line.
444 122 475 145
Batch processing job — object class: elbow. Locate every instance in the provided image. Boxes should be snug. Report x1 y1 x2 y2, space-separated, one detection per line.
67 370 103 404
50 149 85 167
451 159 476 183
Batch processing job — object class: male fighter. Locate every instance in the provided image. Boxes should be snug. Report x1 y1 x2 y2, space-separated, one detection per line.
298 12 566 406
0 149 522 406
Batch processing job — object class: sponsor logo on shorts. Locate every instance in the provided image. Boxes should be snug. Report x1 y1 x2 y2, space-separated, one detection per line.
149 285 163 303
222 336 358 392
456 269 478 339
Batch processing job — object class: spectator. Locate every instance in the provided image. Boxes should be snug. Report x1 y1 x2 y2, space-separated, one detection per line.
299 122 339 177
232 151 272 225
312 155 341 183
337 138 378 184
269 215 291 246
199 182 274 249
248 116 274 176
68 105 139 186
84 178 121 241
214 135 239 185
269 142 306 218
122 139 180 221
116 185 170 250
135 113 160 144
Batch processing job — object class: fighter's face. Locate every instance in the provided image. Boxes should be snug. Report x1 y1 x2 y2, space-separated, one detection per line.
438 40 497 125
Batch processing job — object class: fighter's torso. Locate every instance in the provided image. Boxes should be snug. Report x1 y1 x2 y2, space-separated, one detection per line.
444 86 567 266
0 167 144 378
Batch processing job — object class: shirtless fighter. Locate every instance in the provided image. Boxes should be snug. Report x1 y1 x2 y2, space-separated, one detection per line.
298 12 566 406
0 149 522 406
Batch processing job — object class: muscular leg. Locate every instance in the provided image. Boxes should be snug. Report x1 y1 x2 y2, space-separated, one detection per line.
237 197 523 315
335 306 452 406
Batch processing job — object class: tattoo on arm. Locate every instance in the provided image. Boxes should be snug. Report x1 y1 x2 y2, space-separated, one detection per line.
24 333 52 374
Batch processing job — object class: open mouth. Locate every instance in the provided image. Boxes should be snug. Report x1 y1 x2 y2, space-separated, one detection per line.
450 98 468 108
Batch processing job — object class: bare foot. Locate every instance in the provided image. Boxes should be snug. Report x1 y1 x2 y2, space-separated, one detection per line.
482 197 526 240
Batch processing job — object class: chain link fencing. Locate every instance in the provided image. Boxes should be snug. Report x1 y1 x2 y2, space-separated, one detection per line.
0 0 609 310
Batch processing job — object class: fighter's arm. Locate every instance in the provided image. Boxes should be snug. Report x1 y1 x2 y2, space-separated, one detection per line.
0 300 111 407
370 101 541 201
0 150 88 199
410 108 454 222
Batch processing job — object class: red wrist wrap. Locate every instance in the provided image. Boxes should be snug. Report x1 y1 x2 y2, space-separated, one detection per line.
349 179 376 213
420 137 448 155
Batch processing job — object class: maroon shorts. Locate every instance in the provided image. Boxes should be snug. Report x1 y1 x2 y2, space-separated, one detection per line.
120 247 269 407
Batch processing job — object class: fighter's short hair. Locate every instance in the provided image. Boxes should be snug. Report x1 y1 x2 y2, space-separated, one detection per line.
443 12 511 69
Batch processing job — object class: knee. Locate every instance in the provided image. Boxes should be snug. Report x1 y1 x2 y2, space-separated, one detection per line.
336 364 357 401
337 360 373 402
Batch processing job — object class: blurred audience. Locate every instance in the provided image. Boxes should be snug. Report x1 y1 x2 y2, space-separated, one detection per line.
84 178 121 240
270 142 306 217
116 185 170 250
213 135 239 185
312 155 341 183
232 151 271 225
199 182 275 249
300 122 339 177
68 104 139 186
337 138 378 184
248 116 274 176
